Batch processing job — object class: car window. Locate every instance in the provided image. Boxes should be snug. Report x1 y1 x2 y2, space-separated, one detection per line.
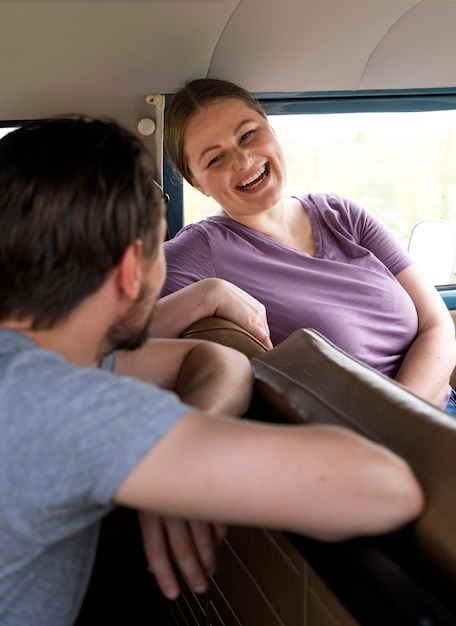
183 108 456 284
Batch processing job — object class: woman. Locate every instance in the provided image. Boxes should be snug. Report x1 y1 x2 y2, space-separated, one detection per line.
162 77 456 412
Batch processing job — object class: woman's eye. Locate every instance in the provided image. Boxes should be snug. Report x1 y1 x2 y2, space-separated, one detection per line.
240 130 254 142
207 155 222 168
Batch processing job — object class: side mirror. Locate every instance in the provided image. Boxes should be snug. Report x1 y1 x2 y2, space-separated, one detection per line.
408 219 456 286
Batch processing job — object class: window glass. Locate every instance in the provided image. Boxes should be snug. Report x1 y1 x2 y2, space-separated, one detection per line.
183 108 456 284
0 127 16 140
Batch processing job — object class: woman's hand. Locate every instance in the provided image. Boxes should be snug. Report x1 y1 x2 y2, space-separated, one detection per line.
151 278 272 349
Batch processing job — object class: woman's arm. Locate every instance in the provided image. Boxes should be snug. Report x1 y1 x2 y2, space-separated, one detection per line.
150 278 272 348
354 203 456 405
394 263 456 406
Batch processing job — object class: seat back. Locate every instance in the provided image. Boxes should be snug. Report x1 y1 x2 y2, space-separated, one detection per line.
181 316 456 582
252 328 456 584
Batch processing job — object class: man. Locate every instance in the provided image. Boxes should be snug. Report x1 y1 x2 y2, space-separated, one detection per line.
0 117 423 626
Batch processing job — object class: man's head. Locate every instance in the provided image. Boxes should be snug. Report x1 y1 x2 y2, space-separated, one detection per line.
0 116 165 331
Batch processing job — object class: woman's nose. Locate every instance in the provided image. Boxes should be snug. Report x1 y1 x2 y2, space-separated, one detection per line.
232 148 252 170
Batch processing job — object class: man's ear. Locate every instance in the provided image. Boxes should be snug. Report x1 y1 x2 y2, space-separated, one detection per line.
117 240 143 300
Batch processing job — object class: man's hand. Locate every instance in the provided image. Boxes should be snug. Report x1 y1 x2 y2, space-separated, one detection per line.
139 511 227 599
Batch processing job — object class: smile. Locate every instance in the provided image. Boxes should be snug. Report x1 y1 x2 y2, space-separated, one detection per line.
236 164 268 191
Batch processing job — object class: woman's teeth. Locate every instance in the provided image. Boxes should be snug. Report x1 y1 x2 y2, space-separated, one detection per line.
237 165 267 190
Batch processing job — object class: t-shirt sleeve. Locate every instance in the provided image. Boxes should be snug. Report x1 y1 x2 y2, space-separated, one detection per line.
4 357 191 544
163 223 217 296
327 194 414 276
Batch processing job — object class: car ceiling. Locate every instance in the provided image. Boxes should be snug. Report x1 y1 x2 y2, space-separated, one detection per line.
1 0 455 134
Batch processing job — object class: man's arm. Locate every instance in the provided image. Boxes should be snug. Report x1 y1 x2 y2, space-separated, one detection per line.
115 338 253 416
115 337 253 599
150 278 273 349
115 412 424 541
115 342 423 600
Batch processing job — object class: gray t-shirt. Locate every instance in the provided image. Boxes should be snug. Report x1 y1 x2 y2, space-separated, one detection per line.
0 329 190 625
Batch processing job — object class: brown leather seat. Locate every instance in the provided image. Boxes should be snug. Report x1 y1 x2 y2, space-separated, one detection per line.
180 316 269 359
181 317 456 585
252 327 456 584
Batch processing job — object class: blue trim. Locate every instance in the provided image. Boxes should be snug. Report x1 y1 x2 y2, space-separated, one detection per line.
0 120 27 127
164 95 183 238
255 87 456 99
257 88 456 115
438 287 456 310
163 151 183 239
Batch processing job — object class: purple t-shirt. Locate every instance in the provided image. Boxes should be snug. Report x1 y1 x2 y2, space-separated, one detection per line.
163 193 418 379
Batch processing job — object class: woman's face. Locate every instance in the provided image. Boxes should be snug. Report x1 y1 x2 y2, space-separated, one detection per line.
184 98 288 217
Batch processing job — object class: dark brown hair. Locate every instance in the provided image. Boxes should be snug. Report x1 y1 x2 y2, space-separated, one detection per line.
164 78 267 185
0 116 163 329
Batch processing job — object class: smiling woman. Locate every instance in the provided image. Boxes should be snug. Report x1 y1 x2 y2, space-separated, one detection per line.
163 77 456 412
180 97 288 222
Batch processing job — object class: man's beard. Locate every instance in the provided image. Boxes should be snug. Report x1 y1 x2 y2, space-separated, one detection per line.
107 282 156 352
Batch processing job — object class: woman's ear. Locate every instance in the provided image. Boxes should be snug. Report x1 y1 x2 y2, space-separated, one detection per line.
189 176 209 197
117 240 144 300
